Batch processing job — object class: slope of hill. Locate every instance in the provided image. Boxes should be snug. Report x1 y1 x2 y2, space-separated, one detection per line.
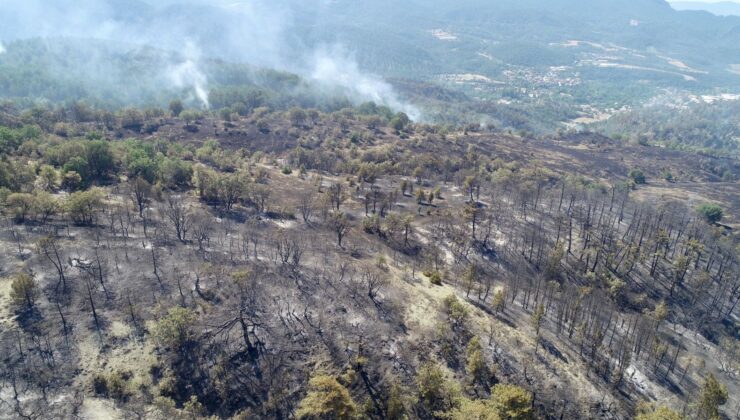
0 102 737 419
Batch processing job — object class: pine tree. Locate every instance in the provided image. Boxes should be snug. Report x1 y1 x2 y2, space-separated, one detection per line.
696 374 728 420
296 374 357 419
466 336 488 386
10 272 38 312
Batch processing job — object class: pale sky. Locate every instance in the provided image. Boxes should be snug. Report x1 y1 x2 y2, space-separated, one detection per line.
669 0 740 3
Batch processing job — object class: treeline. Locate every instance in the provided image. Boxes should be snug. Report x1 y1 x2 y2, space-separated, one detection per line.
598 100 740 160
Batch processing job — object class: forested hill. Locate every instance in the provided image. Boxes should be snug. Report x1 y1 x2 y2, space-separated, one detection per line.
286 0 740 83
2 0 739 84
1 0 738 153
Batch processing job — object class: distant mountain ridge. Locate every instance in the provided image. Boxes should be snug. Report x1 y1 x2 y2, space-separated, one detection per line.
1 0 738 83
279 0 740 89
670 1 740 16
1 0 738 133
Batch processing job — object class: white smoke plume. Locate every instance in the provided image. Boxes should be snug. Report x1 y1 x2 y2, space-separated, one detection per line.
309 46 422 120
0 0 421 119
0 42 5 54
168 42 210 108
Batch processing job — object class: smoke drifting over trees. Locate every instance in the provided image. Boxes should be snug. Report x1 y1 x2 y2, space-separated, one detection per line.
0 0 419 115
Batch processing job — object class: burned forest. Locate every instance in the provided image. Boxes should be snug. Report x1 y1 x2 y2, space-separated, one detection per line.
0 105 737 419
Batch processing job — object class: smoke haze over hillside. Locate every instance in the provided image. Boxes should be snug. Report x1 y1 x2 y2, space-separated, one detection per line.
0 0 419 116
1 0 737 127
